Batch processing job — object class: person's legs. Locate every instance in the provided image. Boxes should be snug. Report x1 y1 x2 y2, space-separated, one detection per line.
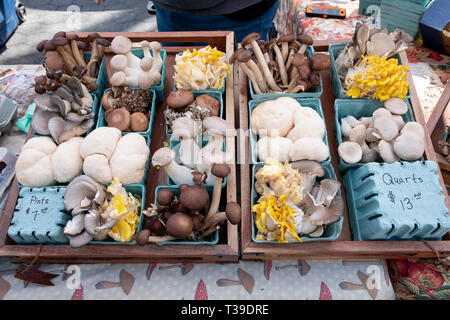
154 1 280 45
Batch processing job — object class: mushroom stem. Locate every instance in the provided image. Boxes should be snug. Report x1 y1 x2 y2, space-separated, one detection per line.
237 61 262 94
199 225 220 238
246 59 268 93
147 235 177 243
199 211 226 232
70 40 86 67
272 44 289 86
287 74 300 92
206 176 224 218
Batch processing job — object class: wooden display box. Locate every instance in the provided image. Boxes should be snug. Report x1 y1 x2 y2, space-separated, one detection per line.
239 46 450 260
0 31 239 264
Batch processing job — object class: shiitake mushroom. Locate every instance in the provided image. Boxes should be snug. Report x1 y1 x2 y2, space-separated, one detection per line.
166 212 193 238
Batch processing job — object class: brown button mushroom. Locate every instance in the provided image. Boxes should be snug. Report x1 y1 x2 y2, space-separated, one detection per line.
45 51 64 70
195 94 220 117
106 108 131 131
165 212 193 239
234 48 268 93
101 90 114 110
167 90 194 109
130 112 149 132
136 229 150 246
225 201 241 225
310 53 331 71
149 215 166 235
297 34 313 55
179 185 210 213
156 188 174 206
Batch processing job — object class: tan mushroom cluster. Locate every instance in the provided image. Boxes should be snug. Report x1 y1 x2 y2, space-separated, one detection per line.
32 77 95 144
15 136 84 187
101 87 153 132
251 97 329 162
338 98 425 164
81 127 150 185
135 174 241 244
109 36 162 90
174 46 230 91
231 32 329 94
253 159 344 242
153 116 235 186
164 90 220 134
63 176 141 247
35 31 110 93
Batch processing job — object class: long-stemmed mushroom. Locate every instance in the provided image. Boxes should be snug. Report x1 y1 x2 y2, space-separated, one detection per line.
204 164 230 222
66 34 86 67
234 48 267 93
229 50 262 94
297 34 313 55
267 38 288 86
199 201 241 232
241 33 281 92
278 34 295 63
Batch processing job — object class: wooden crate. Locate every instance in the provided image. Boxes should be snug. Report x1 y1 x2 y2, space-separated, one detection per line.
239 46 450 260
0 31 239 264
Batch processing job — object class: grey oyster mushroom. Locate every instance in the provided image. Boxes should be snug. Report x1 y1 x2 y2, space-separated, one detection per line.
63 175 113 247
31 76 94 144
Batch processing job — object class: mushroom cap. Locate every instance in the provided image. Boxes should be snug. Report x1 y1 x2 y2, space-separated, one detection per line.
211 163 231 178
255 136 293 162
167 90 194 109
310 53 331 70
203 116 236 137
226 201 241 225
179 185 210 212
51 37 69 47
109 71 127 87
76 41 87 50
139 56 153 72
130 112 149 132
373 117 399 141
338 141 363 164
289 42 300 51
268 60 278 71
349 124 367 145
372 107 392 119
111 35 132 54
378 140 400 163
195 94 220 117
241 32 260 47
97 38 111 47
267 38 278 49
287 107 325 141
297 34 313 45
64 175 100 210
47 116 66 144
31 108 59 135
87 32 101 40
393 131 424 161
44 40 57 51
156 188 174 206
172 116 195 139
83 153 113 184
291 160 325 177
278 34 295 43
110 54 128 71
251 100 294 137
66 33 79 41
101 90 114 110
148 215 166 235
384 98 408 115
80 126 122 159
289 137 330 162
149 41 162 51
136 229 150 246
152 147 175 167
400 121 424 140
106 108 131 131
234 48 252 63
166 212 193 239
51 137 84 183
45 51 64 70
308 195 344 226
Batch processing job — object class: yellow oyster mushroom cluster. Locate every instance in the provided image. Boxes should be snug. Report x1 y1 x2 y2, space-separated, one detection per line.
100 177 141 242
255 158 305 204
174 46 230 91
252 194 302 243
344 55 409 102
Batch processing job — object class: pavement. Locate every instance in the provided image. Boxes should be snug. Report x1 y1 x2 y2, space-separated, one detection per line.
0 0 157 65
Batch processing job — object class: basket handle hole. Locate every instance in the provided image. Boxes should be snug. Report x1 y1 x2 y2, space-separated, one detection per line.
408 223 418 235
364 193 378 201
361 172 375 182
386 224 395 236
368 214 382 221
431 223 441 234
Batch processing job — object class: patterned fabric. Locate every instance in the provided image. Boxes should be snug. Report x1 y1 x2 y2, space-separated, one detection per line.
388 258 450 300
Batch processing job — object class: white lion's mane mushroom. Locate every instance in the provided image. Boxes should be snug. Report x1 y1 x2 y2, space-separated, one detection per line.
51 137 84 183
16 137 57 187
83 153 112 184
80 127 122 159
251 99 294 137
289 137 329 162
255 136 293 162
287 107 325 142
109 133 150 184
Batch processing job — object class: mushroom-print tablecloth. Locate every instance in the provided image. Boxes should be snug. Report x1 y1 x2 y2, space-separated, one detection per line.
0 259 395 300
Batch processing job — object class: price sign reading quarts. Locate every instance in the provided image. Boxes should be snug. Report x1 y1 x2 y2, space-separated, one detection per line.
381 172 424 212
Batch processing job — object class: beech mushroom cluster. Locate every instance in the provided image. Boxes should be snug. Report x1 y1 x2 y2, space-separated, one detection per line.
101 87 153 132
32 76 95 144
136 171 241 244
164 90 220 135
251 97 329 162
15 136 84 187
35 31 110 93
231 32 329 94
152 116 235 186
63 176 141 247
338 98 425 164
174 46 230 91
253 159 344 242
81 127 150 185
109 36 162 90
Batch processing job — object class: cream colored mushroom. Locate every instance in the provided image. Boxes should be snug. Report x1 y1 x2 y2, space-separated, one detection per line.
51 137 84 183
400 122 425 140
373 117 399 141
384 97 408 115
255 136 293 162
80 127 122 159
251 99 294 137
338 141 362 164
83 153 112 184
378 140 400 163
289 137 329 162
393 131 424 161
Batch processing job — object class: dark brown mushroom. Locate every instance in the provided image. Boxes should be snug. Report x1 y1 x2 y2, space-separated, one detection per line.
179 185 210 213
165 212 193 239
166 90 194 109
105 108 131 131
195 94 220 117
130 112 149 132
297 34 313 55
156 188 174 206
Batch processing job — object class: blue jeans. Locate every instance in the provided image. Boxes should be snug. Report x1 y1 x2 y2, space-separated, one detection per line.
154 1 279 45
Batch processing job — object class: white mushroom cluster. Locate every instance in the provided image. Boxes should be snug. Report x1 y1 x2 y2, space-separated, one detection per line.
15 136 84 187
152 116 236 186
81 127 150 185
338 98 425 164
32 77 95 144
251 97 329 163
109 36 162 90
